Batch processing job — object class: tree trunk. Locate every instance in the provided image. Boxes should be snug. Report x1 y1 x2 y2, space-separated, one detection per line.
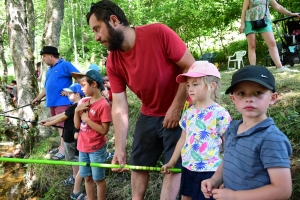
79 3 85 59
6 0 38 151
70 0 78 66
0 22 15 125
26 0 35 51
42 0 64 47
38 0 65 138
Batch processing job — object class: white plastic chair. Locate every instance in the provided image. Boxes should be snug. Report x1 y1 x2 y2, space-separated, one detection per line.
228 50 247 70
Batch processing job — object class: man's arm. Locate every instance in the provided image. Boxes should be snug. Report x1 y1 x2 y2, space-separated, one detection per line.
111 92 129 168
32 88 46 105
163 49 195 128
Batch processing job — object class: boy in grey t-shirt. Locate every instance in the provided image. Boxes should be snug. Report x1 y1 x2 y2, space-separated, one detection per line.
201 65 292 200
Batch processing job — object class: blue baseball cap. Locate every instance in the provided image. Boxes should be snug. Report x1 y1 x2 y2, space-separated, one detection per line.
63 83 85 97
89 64 100 71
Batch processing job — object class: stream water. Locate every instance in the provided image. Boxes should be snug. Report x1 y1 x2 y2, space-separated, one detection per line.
0 142 27 200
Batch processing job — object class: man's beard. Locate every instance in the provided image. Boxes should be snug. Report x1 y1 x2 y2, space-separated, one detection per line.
106 23 125 51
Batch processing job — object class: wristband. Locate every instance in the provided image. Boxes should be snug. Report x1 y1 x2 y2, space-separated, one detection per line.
74 128 80 132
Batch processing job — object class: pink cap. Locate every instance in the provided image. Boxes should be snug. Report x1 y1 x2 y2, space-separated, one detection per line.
176 61 220 83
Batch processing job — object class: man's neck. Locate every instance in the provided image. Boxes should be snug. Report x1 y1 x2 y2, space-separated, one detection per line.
51 58 60 67
120 26 136 52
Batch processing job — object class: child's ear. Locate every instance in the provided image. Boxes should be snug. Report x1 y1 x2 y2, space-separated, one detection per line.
269 92 278 105
210 82 217 91
230 94 235 101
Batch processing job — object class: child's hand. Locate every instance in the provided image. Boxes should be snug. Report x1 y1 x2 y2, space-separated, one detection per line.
161 162 174 174
211 188 234 200
74 132 78 139
201 178 219 199
80 112 89 123
43 122 52 127
76 101 90 112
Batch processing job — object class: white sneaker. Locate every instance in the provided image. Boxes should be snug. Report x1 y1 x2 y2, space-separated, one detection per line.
276 66 292 72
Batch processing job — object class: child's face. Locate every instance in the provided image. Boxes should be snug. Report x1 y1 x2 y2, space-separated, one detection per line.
103 81 110 89
186 77 210 103
230 81 278 120
79 77 94 97
67 92 77 102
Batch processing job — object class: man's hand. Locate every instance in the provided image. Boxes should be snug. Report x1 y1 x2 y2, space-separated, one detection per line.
60 91 69 96
32 98 41 105
162 107 181 128
111 149 128 172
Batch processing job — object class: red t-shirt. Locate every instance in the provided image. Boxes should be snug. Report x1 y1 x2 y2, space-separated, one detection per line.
108 89 112 102
77 97 112 153
106 23 187 116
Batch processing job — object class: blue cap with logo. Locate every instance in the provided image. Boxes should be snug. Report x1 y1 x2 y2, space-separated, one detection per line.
63 83 85 97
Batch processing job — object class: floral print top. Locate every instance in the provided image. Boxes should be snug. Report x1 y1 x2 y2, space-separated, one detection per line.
245 0 271 21
179 103 231 172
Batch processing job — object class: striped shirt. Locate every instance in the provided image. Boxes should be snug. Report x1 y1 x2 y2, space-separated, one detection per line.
223 118 292 190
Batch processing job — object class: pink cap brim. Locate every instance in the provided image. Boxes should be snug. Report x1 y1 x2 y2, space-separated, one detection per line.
176 72 207 83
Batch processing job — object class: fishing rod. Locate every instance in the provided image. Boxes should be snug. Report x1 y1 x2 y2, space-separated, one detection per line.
0 115 63 129
0 157 182 173
0 99 46 115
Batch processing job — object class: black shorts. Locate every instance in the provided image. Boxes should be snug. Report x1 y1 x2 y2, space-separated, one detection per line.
130 113 182 168
180 166 214 199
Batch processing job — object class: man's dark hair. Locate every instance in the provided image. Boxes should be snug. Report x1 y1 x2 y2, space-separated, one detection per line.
11 80 17 85
53 54 59 59
86 0 129 27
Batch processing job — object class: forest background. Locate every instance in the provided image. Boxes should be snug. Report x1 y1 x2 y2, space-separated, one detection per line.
0 0 299 199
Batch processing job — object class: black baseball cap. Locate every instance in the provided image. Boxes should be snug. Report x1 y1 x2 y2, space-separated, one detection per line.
225 65 276 94
40 46 60 55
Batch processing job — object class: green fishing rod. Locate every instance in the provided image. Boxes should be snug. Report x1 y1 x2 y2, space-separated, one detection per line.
0 157 181 173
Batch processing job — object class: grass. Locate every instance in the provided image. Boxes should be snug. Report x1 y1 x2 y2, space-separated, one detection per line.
21 64 300 199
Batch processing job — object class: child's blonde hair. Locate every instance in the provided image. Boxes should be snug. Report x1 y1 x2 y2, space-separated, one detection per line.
202 75 221 104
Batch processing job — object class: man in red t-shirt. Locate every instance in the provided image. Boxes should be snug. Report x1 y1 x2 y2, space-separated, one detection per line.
87 1 195 199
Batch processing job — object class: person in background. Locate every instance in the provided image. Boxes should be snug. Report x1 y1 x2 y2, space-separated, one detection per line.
89 63 100 72
32 46 80 160
102 76 112 104
35 62 42 86
86 1 195 199
10 80 17 106
239 0 300 72
162 61 231 200
72 69 112 200
201 65 292 200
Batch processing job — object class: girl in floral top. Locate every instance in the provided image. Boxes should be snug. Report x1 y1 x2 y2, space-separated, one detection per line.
162 61 231 200
239 0 299 72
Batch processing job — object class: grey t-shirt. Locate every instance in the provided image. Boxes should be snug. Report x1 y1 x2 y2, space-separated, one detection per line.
223 117 292 190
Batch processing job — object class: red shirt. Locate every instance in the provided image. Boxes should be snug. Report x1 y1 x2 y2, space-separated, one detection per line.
77 97 112 153
106 23 187 116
